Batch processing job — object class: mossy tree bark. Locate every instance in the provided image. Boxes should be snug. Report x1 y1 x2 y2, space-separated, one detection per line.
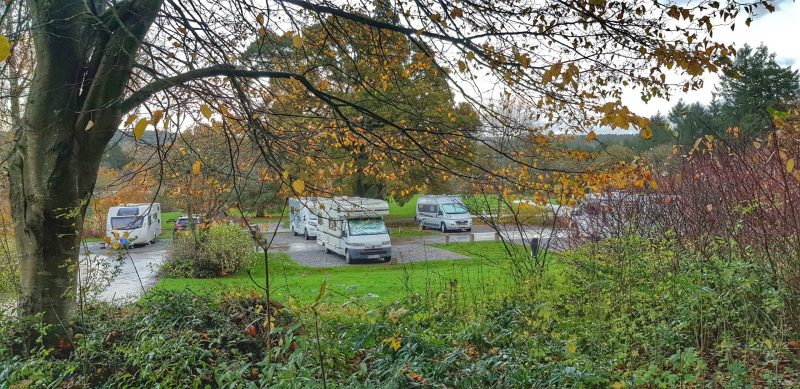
9 0 162 333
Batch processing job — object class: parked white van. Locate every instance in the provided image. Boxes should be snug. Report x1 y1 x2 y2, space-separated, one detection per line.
316 197 391 264
106 203 162 246
416 195 472 232
289 197 319 240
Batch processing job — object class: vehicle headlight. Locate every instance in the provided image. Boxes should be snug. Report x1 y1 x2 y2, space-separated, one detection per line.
382 241 390 245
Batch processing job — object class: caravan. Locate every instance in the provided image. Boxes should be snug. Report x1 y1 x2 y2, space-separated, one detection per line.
106 203 162 246
316 197 392 264
416 195 472 232
289 197 319 240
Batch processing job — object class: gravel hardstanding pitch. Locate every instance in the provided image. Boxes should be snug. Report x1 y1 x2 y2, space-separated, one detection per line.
284 242 466 267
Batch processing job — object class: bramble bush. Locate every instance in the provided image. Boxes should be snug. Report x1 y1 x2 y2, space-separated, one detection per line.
161 224 255 278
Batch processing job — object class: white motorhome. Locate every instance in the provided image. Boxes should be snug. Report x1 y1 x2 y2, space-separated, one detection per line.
105 203 162 247
289 197 319 240
416 195 472 232
569 191 666 240
316 197 391 264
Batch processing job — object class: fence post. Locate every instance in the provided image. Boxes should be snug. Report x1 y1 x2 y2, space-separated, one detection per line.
444 235 450 245
469 233 475 243
494 232 500 241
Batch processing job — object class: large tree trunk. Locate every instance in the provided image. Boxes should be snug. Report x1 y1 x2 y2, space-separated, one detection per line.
9 0 161 335
8 158 88 326
9 0 87 326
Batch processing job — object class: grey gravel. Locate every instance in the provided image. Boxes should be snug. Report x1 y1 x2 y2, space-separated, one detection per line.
281 241 466 267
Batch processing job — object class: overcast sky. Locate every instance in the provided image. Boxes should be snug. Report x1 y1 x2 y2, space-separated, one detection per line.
623 0 800 118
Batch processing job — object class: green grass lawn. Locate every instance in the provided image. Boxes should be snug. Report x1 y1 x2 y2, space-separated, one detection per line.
158 211 183 239
388 195 418 219
388 226 431 238
154 241 542 307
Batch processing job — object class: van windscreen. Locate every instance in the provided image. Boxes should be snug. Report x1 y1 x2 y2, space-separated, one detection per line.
348 219 387 236
111 216 144 230
441 203 468 214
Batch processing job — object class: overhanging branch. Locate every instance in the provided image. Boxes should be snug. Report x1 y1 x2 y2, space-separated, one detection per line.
118 65 300 113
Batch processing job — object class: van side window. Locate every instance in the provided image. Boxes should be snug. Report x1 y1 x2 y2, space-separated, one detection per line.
329 219 337 230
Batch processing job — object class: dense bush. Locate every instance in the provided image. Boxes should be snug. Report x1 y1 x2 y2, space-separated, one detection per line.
161 224 255 278
3 236 797 387
0 291 299 388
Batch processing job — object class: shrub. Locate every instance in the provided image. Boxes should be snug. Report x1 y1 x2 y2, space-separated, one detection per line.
161 224 255 278
0 290 300 388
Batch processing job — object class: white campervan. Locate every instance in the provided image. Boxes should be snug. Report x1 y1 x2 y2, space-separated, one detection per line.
106 203 162 247
416 195 472 232
289 197 319 240
316 197 391 264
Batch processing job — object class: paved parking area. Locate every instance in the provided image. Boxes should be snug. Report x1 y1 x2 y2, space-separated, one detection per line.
266 224 567 267
280 241 466 267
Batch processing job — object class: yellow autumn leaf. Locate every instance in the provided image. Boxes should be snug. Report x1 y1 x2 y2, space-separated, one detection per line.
640 127 653 140
566 342 577 353
787 158 795 173
292 179 305 194
200 104 213 120
0 35 9 62
84 120 94 131
292 34 303 48
133 119 148 141
586 130 597 142
457 60 467 72
282 170 290 180
383 336 402 351
124 114 137 126
149 110 164 125
192 160 202 175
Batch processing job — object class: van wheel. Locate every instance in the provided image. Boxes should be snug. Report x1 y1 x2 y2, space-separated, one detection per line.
345 250 353 264
440 223 447 233
383 256 391 263
304 229 309 240
419 220 425 230
324 245 331 254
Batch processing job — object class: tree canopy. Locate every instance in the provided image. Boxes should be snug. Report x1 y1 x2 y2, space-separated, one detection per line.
0 0 780 336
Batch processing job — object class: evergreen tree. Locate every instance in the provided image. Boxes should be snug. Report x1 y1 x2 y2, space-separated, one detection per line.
716 44 800 137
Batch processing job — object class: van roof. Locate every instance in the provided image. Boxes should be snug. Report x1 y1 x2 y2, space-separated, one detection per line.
318 196 389 217
418 195 463 204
